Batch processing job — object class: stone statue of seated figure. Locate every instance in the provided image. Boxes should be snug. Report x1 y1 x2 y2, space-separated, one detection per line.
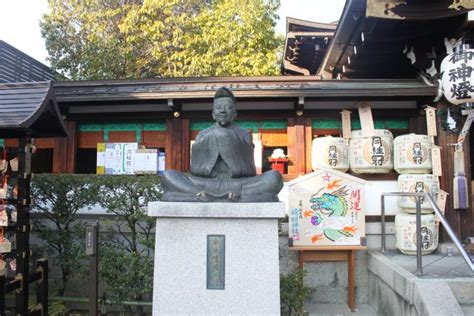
161 87 283 202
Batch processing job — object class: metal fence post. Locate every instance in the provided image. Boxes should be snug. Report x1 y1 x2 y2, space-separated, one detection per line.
415 197 423 276
381 194 386 252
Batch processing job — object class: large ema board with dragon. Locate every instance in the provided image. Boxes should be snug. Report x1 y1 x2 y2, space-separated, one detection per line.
288 167 368 247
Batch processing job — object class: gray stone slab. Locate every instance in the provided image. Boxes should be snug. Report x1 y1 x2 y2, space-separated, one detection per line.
368 251 472 316
384 251 474 278
413 280 464 316
461 304 474 315
449 280 474 304
148 201 286 218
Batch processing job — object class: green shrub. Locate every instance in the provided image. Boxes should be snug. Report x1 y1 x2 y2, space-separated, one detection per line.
280 268 314 316
31 174 161 315
96 175 161 315
31 174 101 296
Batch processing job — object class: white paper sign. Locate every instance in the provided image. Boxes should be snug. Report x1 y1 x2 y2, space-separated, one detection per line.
99 143 139 175
133 149 158 174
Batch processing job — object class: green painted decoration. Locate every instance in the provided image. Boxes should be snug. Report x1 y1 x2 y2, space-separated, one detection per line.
143 122 166 131
312 119 408 130
79 124 103 132
190 120 288 131
79 122 165 143
79 122 166 133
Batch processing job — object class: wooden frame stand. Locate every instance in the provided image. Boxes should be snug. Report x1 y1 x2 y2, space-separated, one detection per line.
291 245 367 312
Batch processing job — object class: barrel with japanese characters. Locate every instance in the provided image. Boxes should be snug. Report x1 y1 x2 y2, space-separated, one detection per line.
349 129 393 173
395 213 438 255
394 134 432 174
311 136 349 172
398 174 439 213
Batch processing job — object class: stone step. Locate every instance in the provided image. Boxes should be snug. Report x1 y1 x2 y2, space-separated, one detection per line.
306 303 376 316
449 280 474 305
460 304 474 315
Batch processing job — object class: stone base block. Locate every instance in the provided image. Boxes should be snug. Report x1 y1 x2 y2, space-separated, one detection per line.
148 202 285 315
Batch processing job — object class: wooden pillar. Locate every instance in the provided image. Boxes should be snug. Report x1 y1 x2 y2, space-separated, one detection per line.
66 121 77 173
463 135 473 239
165 118 190 172
52 121 77 174
52 138 67 174
305 118 313 174
287 117 309 176
435 101 472 240
181 119 190 171
409 114 426 134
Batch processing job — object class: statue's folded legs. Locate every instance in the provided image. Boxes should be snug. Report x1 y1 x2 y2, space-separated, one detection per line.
161 169 282 202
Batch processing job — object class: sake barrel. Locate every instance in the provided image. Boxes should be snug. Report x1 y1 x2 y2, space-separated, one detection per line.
312 136 349 172
394 134 432 174
349 129 393 173
395 213 438 255
398 174 439 213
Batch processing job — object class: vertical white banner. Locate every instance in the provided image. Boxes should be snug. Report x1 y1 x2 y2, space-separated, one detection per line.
253 133 262 175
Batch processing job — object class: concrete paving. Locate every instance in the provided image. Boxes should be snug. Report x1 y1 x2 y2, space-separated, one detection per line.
306 303 376 316
382 249 474 278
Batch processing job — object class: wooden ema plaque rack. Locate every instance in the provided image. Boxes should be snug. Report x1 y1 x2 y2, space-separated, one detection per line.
290 245 367 312
0 81 69 314
0 139 48 315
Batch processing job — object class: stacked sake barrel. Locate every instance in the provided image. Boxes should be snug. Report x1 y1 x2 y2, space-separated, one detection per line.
394 134 439 255
349 129 393 174
312 136 349 172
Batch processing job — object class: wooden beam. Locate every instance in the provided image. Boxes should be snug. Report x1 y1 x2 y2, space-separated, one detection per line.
283 60 310 75
55 79 438 103
295 96 305 115
287 31 334 39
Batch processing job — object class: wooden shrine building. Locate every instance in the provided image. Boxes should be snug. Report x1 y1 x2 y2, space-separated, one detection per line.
1 0 473 241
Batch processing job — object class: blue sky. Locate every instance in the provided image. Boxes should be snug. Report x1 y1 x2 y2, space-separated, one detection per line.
0 0 345 66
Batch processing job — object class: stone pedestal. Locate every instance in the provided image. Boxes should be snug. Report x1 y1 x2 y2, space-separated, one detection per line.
148 201 285 315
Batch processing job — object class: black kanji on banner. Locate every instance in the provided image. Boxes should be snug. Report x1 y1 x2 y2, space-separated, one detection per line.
451 81 474 100
449 51 474 64
448 63 473 82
